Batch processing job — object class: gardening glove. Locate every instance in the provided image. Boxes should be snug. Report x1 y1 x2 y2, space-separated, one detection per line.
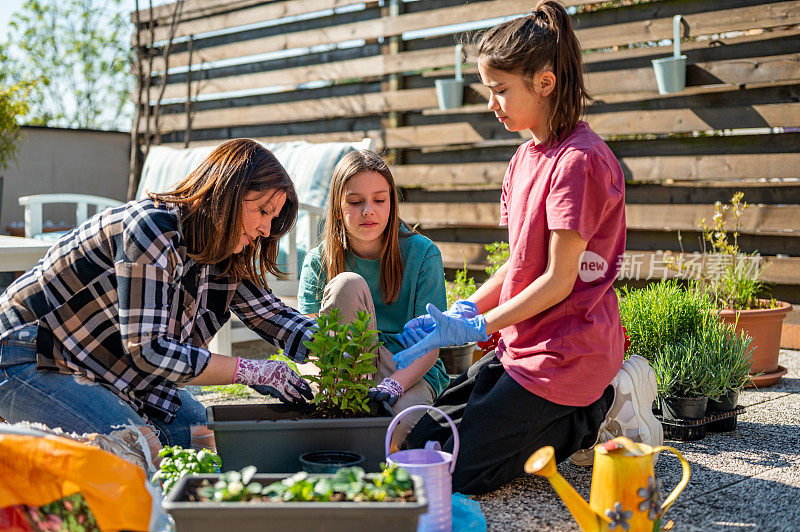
233 357 313 404
367 377 404 406
396 300 480 348
393 303 488 370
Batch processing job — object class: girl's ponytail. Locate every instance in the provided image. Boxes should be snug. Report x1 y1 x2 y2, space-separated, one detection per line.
473 0 589 143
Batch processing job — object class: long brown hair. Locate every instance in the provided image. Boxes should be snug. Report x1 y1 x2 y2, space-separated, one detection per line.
322 150 404 304
473 0 589 143
149 138 298 286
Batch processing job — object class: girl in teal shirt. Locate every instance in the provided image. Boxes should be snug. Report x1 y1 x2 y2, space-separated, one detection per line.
298 150 449 445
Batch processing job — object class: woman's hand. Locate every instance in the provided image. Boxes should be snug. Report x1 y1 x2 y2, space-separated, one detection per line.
367 377 404 406
233 358 313 404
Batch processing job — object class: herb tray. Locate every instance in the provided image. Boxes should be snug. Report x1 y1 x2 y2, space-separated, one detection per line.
656 405 745 441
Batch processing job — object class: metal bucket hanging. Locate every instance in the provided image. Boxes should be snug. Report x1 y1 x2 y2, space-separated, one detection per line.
385 405 460 532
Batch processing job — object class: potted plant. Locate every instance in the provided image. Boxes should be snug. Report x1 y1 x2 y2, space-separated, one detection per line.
618 279 713 364
671 193 792 386
705 320 753 430
162 464 427 532
440 242 510 373
207 309 395 473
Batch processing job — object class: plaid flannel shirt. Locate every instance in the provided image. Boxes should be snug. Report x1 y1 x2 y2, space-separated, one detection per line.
0 199 315 422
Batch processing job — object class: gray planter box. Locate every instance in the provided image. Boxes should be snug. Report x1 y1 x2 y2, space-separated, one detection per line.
207 401 395 473
163 473 427 532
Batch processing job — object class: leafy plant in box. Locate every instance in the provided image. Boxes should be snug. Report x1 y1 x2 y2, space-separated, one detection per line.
197 464 414 503
303 308 382 415
152 446 221 495
652 314 753 400
617 280 716 362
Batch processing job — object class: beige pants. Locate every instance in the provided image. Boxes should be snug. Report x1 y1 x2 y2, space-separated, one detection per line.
321 272 436 448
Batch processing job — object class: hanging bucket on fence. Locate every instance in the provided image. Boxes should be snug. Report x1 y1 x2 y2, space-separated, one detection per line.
385 405 459 532
434 44 464 110
651 15 687 94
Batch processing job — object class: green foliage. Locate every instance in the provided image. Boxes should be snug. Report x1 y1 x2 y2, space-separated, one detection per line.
199 464 414 503
1 0 133 129
303 308 381 415
618 280 715 362
652 316 753 399
153 445 221 495
484 241 509 276
445 241 508 307
668 192 775 310
446 266 476 308
0 80 31 171
199 383 257 398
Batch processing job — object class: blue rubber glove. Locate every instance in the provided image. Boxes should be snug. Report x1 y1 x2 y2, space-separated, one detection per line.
392 303 488 370
367 377 404 406
396 300 480 348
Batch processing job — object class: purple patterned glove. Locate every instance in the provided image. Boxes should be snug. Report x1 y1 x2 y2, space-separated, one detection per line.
367 377 404 406
233 358 313 404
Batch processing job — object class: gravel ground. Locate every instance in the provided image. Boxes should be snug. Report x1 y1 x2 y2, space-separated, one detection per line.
198 345 800 531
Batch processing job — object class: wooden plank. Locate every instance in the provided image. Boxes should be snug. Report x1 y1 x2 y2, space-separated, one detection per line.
620 153 800 182
146 0 375 42
574 1 800 51
393 162 508 188
626 205 800 236
160 130 370 148
147 45 454 102
587 53 800 95
401 202 800 236
143 87 438 133
146 0 526 71
436 242 800 286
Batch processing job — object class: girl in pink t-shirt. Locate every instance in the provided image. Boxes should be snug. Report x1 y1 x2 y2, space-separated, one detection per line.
395 0 662 495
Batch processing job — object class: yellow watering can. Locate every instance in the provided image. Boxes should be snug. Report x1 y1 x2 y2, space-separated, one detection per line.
525 437 690 532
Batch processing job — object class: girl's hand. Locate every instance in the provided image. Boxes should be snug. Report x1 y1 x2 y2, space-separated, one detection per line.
396 300 479 347
233 358 313 404
393 303 488 369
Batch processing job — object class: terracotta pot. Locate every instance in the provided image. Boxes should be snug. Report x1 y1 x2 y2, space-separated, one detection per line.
719 300 791 377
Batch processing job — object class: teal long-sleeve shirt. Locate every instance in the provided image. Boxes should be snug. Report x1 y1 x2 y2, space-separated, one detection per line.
297 230 450 396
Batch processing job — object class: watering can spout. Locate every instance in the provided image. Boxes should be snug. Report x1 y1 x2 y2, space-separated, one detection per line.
524 446 602 532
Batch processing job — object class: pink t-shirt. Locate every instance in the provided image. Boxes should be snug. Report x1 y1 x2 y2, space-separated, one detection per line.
497 122 626 407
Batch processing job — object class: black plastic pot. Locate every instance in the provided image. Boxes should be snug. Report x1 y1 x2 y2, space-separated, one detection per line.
707 389 740 413
207 400 395 473
661 395 708 421
163 473 427 532
439 342 476 375
300 450 365 474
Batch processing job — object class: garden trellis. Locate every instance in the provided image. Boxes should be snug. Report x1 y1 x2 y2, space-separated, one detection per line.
130 0 800 347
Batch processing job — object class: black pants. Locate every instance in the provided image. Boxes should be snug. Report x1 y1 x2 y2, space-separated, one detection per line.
404 352 614 495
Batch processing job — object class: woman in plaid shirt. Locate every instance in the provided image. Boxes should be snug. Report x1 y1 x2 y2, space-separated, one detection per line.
0 139 316 455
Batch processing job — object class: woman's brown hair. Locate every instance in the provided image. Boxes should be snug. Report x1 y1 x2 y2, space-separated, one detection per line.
322 149 404 304
473 0 589 143
149 138 298 287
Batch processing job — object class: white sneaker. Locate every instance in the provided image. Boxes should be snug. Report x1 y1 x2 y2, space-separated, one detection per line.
570 355 663 467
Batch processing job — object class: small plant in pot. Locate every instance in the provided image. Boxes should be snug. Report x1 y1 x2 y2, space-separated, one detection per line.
667 192 791 386
705 321 754 415
440 242 510 373
207 309 396 473
162 464 427 532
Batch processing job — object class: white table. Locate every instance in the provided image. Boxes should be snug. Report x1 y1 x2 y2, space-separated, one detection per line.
0 235 52 273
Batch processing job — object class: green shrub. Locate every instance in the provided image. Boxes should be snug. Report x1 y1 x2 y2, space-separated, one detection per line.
153 446 221 495
303 309 381 415
617 280 715 362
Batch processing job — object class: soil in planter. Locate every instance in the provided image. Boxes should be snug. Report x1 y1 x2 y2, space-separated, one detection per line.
266 398 394 421
186 488 416 504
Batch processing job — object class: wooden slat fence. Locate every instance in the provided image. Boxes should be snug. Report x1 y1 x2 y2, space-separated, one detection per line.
131 0 800 347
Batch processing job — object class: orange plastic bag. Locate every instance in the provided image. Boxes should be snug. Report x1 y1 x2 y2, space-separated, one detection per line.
0 432 152 531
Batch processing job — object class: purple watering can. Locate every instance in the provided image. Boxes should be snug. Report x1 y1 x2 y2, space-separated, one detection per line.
385 405 460 532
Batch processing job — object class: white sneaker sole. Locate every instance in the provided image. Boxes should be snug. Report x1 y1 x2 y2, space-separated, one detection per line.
569 355 662 467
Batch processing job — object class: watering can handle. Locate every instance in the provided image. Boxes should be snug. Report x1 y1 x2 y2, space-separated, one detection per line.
385 405 460 473
651 445 691 514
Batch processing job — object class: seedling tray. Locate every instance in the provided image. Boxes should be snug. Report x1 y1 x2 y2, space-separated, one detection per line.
656 405 745 441
163 473 427 532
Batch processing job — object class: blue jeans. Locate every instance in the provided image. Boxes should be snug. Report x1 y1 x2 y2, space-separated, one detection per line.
0 325 207 448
